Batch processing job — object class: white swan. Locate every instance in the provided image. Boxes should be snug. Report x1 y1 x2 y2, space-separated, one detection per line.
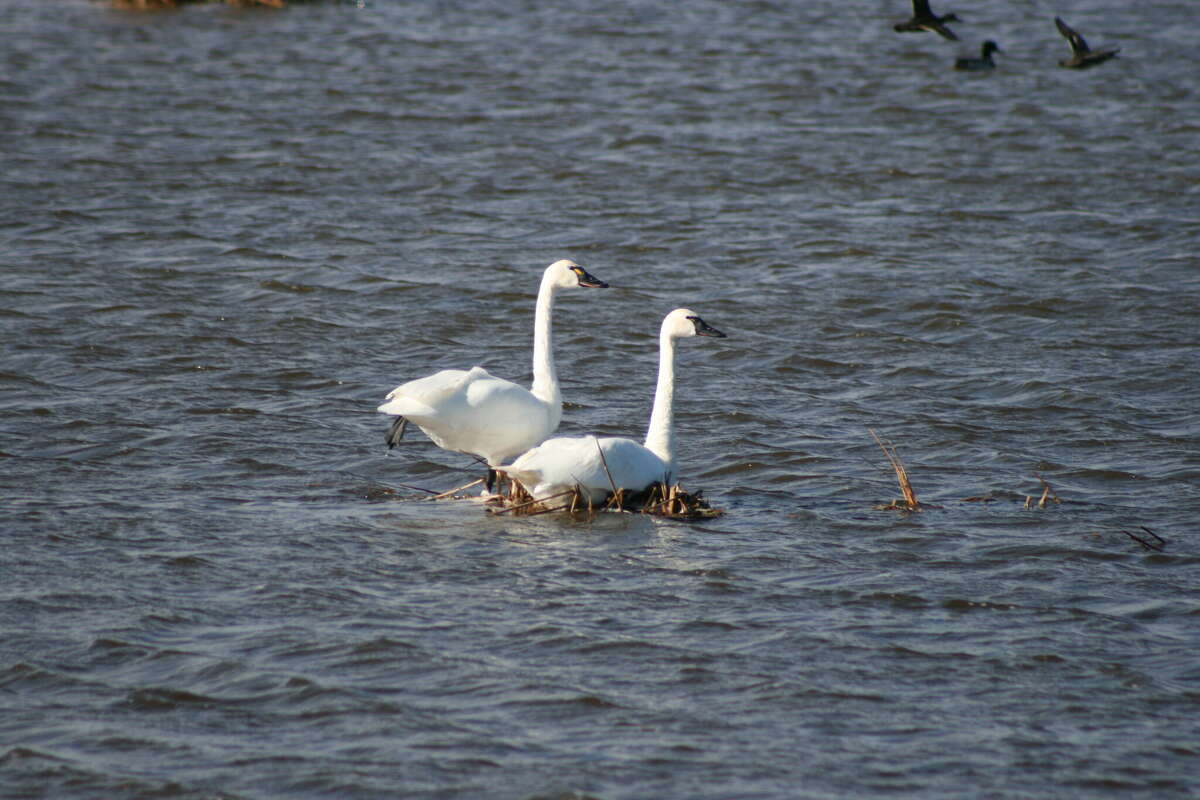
498 308 726 503
377 259 608 488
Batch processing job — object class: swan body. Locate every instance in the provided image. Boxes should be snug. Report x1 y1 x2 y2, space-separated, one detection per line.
894 0 960 41
1055 17 1119 69
499 308 726 503
377 259 608 472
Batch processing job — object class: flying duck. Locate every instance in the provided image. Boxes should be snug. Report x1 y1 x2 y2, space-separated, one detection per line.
1055 17 1120 69
894 0 960 41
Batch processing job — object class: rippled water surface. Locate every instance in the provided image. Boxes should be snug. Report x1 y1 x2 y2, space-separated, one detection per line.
2 0 1198 797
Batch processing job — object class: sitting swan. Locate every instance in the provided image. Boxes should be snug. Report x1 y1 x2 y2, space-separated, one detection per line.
498 308 726 504
377 259 608 488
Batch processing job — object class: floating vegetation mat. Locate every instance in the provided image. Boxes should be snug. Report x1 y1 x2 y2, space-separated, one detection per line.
366 474 721 520
487 479 723 520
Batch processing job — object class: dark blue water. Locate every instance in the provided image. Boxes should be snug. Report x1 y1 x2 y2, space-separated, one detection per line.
2 1 1198 797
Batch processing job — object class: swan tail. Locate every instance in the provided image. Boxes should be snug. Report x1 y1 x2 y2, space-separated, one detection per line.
376 395 437 419
492 464 538 492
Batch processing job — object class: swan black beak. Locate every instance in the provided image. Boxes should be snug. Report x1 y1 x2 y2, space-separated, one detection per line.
572 266 609 289
689 316 727 338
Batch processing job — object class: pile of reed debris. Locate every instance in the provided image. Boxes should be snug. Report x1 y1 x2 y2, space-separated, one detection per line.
487 478 723 520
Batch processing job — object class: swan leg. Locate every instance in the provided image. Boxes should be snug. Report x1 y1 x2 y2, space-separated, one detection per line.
384 416 408 449
486 467 497 494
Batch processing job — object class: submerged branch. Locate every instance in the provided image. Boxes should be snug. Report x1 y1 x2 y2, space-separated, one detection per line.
1119 526 1167 552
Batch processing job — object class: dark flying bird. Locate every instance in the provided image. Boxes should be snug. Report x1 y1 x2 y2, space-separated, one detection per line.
894 0 960 41
1055 16 1120 69
955 40 1002 71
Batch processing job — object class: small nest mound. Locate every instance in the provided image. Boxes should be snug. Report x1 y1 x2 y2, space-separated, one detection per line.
488 479 722 520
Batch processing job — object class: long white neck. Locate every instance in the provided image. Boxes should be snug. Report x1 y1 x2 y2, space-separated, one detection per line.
529 270 562 421
642 327 678 475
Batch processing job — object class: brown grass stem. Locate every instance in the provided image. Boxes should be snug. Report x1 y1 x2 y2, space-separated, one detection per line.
487 489 577 515
594 438 620 499
430 478 484 500
869 428 920 511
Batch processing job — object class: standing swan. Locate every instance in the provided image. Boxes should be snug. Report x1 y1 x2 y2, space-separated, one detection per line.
377 259 608 489
498 308 726 503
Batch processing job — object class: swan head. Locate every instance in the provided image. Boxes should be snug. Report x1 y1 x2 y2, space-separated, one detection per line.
545 259 609 290
662 307 727 340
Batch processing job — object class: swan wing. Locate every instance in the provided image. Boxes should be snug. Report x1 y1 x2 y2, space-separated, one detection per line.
504 436 600 481
452 376 557 464
378 367 486 412
596 438 670 492
501 436 605 499
379 366 555 465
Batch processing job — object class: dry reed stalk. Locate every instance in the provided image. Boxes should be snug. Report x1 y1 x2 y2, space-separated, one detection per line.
1036 474 1060 507
869 428 921 511
603 488 627 513
517 502 575 517
429 478 483 500
1024 474 1062 509
631 482 722 519
594 439 617 493
487 489 577 516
